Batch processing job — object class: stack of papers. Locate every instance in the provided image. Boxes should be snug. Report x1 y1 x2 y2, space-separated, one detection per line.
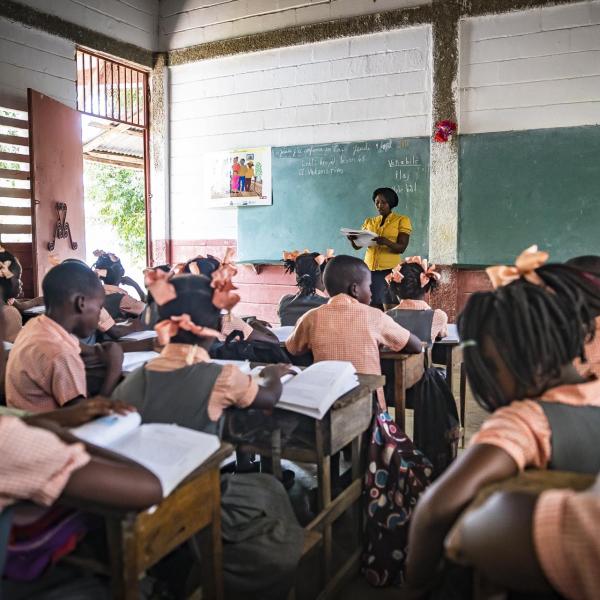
277 361 359 419
340 228 377 248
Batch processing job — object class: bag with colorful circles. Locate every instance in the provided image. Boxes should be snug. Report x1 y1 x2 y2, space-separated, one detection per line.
362 410 432 587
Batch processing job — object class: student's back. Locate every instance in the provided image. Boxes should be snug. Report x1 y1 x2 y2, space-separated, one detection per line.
405 251 600 594
278 250 330 326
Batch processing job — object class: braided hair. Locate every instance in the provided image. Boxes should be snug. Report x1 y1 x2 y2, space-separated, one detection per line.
184 256 221 277
0 248 22 302
284 253 323 296
157 274 221 345
389 262 438 302
458 264 600 413
93 253 125 285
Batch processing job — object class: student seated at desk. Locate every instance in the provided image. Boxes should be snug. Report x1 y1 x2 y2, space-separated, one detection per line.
285 255 422 405
92 249 146 320
405 249 600 596
446 472 600 600
0 246 23 343
166 251 277 343
278 249 331 326
112 268 304 599
385 257 448 342
6 262 124 412
112 268 289 432
567 255 600 380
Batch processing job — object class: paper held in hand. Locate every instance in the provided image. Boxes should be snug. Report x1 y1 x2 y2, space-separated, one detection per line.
273 361 359 419
340 228 377 248
70 412 220 497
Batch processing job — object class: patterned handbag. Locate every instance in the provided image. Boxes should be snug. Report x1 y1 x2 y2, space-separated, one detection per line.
362 410 432 587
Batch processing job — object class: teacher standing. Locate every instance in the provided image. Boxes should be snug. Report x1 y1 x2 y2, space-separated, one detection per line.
348 187 412 309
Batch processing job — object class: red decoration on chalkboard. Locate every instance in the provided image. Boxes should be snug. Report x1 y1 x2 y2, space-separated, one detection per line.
433 120 457 143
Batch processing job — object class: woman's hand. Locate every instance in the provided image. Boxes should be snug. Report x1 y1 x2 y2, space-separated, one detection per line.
373 236 390 246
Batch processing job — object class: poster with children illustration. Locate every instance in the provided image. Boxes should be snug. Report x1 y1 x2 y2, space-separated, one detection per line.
204 147 272 207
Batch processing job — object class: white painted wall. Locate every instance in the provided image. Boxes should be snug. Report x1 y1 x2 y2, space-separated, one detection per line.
460 0 600 133
0 16 76 110
168 26 431 242
16 0 159 51
160 0 430 50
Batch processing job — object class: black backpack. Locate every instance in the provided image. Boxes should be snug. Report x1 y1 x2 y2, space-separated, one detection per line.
410 367 460 479
210 330 291 364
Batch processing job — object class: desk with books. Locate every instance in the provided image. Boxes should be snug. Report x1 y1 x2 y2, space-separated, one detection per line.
64 443 233 600
224 373 384 600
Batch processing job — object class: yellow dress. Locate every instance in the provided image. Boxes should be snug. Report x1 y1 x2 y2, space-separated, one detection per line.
361 212 412 271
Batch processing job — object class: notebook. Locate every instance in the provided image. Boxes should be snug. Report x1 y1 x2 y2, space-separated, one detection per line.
254 361 358 419
340 228 377 248
71 412 220 497
122 351 160 373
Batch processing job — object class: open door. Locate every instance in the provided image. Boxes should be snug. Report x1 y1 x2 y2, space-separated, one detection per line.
28 89 86 294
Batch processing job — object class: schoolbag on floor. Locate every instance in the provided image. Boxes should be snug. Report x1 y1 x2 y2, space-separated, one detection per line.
411 367 460 479
209 330 291 364
362 410 432 587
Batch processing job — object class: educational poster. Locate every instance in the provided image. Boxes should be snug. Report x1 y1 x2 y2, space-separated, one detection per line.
203 147 272 207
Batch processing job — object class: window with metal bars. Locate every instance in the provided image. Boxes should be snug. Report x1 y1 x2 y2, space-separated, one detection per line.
76 49 148 129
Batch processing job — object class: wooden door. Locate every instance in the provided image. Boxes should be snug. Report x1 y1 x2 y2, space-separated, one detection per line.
28 89 86 294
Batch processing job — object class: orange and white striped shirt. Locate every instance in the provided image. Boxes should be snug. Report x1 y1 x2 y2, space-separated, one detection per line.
0 416 90 509
285 293 411 376
6 315 87 412
221 314 254 340
469 377 600 470
386 298 448 342
534 478 600 600
104 284 146 317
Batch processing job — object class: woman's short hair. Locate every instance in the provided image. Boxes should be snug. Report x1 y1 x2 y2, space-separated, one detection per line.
372 187 399 209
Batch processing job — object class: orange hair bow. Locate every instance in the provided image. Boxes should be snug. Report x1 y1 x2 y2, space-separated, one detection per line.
0 260 13 280
155 313 223 346
144 268 177 306
282 249 309 262
385 264 404 285
486 245 549 289
404 256 441 288
211 247 240 311
314 249 335 266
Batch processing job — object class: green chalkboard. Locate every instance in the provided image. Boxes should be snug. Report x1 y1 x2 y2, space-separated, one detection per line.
237 138 430 262
459 126 600 265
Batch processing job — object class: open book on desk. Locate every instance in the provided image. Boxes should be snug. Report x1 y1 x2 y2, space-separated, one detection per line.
119 329 158 342
71 412 220 497
253 361 358 419
340 228 377 248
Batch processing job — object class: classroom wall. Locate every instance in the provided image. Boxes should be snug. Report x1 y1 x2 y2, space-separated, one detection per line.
15 0 159 51
159 0 431 50
0 16 76 111
459 1 600 133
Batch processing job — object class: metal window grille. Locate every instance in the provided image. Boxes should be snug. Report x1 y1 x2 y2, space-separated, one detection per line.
76 49 148 129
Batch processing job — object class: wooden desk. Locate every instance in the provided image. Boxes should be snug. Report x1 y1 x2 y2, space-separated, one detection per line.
379 351 425 430
224 374 383 600
446 470 595 599
65 443 232 600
